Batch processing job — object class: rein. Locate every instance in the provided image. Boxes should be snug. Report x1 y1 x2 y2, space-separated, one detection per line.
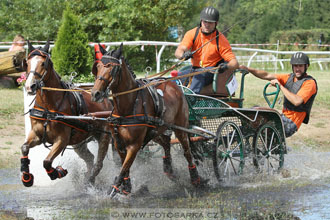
109 66 219 98
40 66 220 97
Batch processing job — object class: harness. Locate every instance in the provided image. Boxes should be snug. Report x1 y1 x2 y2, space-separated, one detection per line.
283 73 318 124
29 106 90 133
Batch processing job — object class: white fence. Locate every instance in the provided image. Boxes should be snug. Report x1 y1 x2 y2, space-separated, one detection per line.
2 41 330 72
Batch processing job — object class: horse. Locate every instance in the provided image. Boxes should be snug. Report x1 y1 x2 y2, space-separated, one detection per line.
90 43 207 198
20 40 113 187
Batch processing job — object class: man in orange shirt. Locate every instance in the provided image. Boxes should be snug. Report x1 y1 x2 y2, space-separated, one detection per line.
240 52 317 137
175 6 238 94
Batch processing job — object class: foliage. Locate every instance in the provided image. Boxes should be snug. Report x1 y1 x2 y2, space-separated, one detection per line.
270 29 330 51
0 0 65 41
51 6 93 80
212 0 330 44
93 0 203 71
1 0 330 73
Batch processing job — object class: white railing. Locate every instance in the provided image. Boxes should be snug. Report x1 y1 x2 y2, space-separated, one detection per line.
2 41 330 72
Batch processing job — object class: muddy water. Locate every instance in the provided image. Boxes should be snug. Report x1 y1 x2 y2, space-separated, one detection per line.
1 142 330 220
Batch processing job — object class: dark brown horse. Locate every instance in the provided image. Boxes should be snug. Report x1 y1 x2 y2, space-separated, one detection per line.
20 41 113 187
91 44 206 198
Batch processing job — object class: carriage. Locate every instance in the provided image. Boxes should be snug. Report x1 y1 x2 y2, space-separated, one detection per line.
180 69 286 182
140 68 287 183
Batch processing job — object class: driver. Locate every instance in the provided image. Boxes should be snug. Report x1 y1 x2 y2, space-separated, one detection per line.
239 52 317 137
174 6 238 94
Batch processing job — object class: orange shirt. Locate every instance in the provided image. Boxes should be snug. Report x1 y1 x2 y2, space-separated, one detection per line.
179 27 236 67
276 74 317 129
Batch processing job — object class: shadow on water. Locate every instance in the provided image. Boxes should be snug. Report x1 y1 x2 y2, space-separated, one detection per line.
1 142 330 219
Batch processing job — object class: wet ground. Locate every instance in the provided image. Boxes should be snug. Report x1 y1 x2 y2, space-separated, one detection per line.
1 142 330 220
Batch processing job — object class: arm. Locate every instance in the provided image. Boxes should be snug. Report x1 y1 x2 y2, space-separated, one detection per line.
240 64 304 106
239 65 276 81
175 45 188 59
227 58 239 72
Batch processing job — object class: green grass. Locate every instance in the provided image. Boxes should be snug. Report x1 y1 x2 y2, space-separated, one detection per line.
0 88 24 115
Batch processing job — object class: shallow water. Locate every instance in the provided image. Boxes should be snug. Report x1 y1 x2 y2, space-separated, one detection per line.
1 142 330 220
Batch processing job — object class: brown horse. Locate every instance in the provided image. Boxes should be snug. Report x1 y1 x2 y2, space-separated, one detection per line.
20 40 113 187
91 44 206 198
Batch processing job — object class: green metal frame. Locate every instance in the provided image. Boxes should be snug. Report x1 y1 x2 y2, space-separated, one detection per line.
263 82 280 108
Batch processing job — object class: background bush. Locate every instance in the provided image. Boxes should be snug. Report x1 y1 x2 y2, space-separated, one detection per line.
50 6 93 81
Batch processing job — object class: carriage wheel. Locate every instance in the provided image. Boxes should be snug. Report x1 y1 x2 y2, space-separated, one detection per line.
253 123 284 174
213 121 244 183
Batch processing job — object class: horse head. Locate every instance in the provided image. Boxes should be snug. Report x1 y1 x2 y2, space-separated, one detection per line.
23 40 52 95
91 43 124 103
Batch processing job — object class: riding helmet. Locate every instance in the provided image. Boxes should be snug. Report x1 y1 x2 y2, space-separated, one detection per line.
200 6 219 22
290 52 310 66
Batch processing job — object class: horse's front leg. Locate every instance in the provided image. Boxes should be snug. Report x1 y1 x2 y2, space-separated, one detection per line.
109 144 139 198
43 139 69 181
21 130 42 187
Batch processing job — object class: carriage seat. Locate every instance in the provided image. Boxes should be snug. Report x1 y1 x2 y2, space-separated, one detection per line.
200 69 244 108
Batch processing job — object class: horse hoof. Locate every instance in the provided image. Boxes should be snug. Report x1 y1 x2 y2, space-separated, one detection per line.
108 185 120 198
112 193 131 203
192 177 209 187
55 166 68 178
164 172 177 182
22 172 34 187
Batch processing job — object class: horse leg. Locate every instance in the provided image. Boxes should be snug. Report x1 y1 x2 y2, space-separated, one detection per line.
153 135 176 180
109 145 139 198
43 141 69 180
73 141 95 183
20 130 41 187
88 133 111 185
175 130 206 187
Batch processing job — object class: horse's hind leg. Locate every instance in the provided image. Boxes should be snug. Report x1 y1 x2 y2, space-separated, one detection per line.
73 141 95 183
88 134 111 185
175 130 205 186
20 130 41 187
153 134 176 180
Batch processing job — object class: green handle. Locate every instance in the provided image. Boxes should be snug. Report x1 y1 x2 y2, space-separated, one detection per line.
263 82 280 108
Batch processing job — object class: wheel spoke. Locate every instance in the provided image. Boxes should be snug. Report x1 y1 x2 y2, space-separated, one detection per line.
269 144 280 154
259 134 268 152
228 128 236 147
217 157 226 170
269 155 280 162
229 158 237 175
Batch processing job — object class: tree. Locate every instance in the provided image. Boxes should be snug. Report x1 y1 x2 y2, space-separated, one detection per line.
51 6 93 80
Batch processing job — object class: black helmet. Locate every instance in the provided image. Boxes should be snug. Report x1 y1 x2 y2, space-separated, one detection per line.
200 6 219 22
290 52 310 66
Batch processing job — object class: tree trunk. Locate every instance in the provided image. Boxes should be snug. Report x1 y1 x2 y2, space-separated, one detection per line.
0 50 26 75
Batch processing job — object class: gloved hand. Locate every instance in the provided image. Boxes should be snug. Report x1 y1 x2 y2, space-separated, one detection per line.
216 63 228 74
181 51 193 61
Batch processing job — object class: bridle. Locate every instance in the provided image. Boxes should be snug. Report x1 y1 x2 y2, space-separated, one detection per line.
27 49 52 91
97 54 122 98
